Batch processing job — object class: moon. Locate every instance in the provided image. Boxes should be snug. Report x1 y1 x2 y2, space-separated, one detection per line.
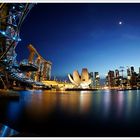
119 21 123 25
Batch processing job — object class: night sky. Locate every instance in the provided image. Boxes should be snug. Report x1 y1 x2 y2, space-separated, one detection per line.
16 3 140 79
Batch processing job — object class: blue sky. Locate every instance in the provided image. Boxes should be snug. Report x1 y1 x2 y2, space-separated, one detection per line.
16 3 140 79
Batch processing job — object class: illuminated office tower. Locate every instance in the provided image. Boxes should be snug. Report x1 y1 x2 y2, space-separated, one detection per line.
127 67 131 80
130 74 137 87
108 70 115 87
127 67 131 87
89 72 94 88
114 69 120 86
130 66 137 87
127 68 131 76
89 72 93 79
94 72 100 88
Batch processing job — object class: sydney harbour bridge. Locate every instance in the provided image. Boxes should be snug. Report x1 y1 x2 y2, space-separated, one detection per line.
0 3 52 89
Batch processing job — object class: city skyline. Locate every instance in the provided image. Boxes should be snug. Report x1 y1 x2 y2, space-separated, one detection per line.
16 3 140 78
2 3 140 137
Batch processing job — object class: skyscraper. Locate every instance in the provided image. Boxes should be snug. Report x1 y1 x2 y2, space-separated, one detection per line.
94 72 100 88
127 67 131 79
131 66 135 75
126 67 131 87
108 70 115 87
114 69 120 87
115 69 119 78
89 72 94 88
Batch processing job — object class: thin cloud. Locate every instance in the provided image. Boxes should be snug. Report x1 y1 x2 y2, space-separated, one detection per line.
122 33 140 40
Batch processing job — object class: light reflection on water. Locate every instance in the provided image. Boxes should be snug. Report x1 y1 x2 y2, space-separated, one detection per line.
7 90 140 120
2 89 140 135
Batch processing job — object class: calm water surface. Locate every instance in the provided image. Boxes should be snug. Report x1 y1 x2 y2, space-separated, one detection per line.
1 89 140 136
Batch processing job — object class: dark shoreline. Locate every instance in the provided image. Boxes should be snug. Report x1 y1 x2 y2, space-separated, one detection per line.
0 90 19 100
65 87 140 91
65 88 99 91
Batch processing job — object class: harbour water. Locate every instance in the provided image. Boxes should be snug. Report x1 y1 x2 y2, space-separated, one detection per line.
1 89 140 136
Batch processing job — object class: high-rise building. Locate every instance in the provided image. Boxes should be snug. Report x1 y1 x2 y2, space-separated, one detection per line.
126 67 131 87
108 70 115 87
127 68 131 76
114 69 120 86
115 69 119 78
94 72 100 88
130 74 137 87
131 66 135 75
127 67 131 80
89 72 94 88
89 72 93 79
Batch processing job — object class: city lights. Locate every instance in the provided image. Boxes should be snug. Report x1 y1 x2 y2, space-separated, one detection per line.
1 3 140 138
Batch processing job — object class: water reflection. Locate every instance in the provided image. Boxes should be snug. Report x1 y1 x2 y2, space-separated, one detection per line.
58 91 81 114
125 90 133 118
3 89 140 131
79 91 92 114
14 90 140 118
103 91 111 118
116 91 124 118
20 90 57 120
7 101 20 121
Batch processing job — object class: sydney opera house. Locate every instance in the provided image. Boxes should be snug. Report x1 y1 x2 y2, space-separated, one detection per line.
68 68 92 89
